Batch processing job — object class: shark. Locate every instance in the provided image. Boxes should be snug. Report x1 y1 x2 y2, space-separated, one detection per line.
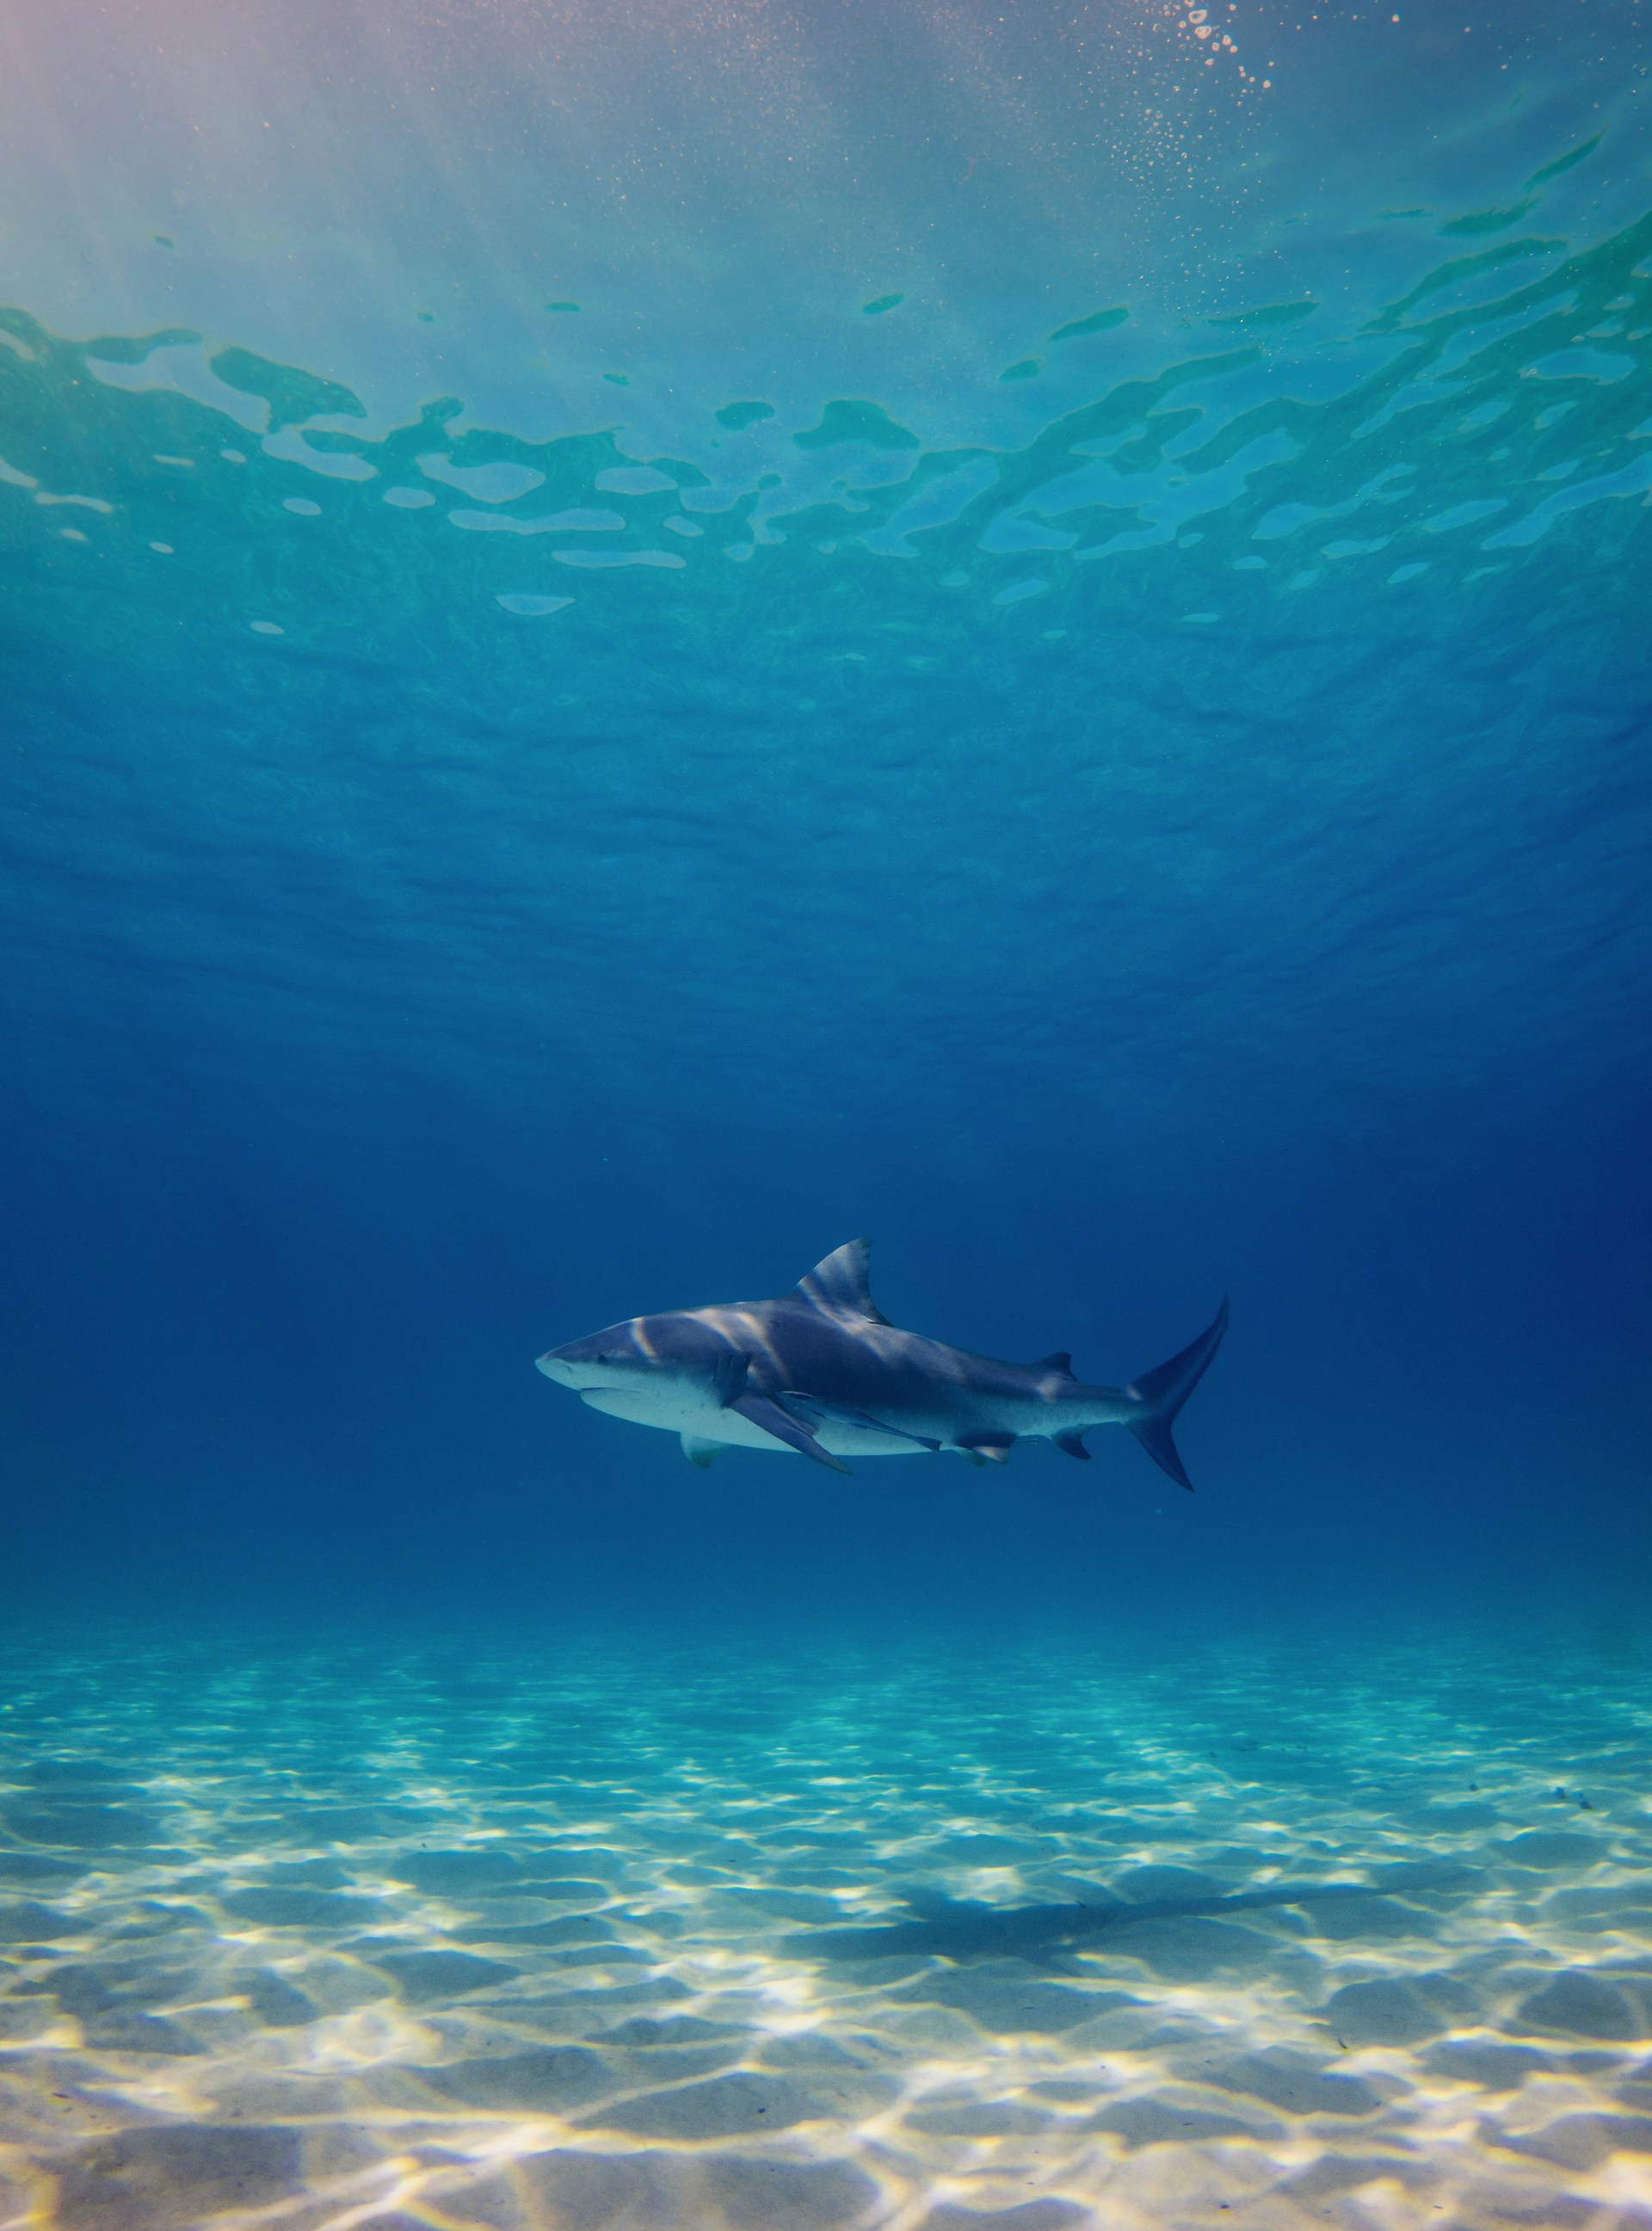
536 1239 1227 1486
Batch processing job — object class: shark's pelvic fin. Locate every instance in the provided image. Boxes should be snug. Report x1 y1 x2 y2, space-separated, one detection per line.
794 1238 890 1324
959 1430 1014 1463
730 1390 853 1473
1055 1429 1092 1460
1124 1297 1230 1492
681 1434 724 1467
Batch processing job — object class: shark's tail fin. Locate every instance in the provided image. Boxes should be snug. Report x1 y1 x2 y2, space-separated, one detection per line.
1124 1297 1229 1491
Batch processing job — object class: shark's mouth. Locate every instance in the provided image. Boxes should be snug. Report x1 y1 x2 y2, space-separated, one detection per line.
578 1387 661 1416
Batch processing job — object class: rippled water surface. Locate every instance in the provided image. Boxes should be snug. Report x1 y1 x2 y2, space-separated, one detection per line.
3 0 1651 2226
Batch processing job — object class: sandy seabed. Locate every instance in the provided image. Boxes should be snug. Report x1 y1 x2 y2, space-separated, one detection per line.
1 1618 1649 2231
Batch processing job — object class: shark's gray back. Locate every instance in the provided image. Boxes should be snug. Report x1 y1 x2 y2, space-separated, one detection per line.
678 1240 1104 1433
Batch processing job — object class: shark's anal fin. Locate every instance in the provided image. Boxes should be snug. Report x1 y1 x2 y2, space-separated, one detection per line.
681 1435 724 1468
959 1431 1014 1464
730 1390 853 1473
1055 1429 1091 1461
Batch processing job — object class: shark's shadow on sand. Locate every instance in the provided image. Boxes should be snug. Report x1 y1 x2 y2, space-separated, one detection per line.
784 1864 1480 1972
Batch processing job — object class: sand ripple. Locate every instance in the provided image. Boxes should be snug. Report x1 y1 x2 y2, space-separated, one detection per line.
2 1622 1649 2229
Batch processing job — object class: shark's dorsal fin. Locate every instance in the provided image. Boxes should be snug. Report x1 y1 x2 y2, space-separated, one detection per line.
794 1238 889 1324
1033 1351 1074 1375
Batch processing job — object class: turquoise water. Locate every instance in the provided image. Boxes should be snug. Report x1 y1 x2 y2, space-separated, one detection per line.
3 1620 1652 2231
3 0 1652 2222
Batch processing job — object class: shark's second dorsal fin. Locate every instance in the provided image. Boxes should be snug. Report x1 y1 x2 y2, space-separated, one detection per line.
795 1238 889 1323
1033 1351 1074 1375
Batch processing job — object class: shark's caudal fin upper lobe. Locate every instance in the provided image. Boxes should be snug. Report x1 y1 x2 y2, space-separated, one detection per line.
1124 1297 1230 1492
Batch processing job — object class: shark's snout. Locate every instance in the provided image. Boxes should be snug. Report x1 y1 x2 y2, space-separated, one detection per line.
535 1329 645 1390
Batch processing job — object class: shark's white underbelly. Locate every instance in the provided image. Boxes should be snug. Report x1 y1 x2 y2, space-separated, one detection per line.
580 1386 931 1457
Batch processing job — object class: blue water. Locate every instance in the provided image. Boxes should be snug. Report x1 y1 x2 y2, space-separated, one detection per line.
2 0 1651 2221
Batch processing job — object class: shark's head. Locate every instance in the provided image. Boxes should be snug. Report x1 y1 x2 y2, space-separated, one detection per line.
535 1313 741 1432
535 1320 651 1392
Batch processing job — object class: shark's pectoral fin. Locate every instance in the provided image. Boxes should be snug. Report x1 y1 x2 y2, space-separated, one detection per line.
959 1431 1014 1464
681 1434 724 1468
781 1392 940 1451
730 1391 853 1473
